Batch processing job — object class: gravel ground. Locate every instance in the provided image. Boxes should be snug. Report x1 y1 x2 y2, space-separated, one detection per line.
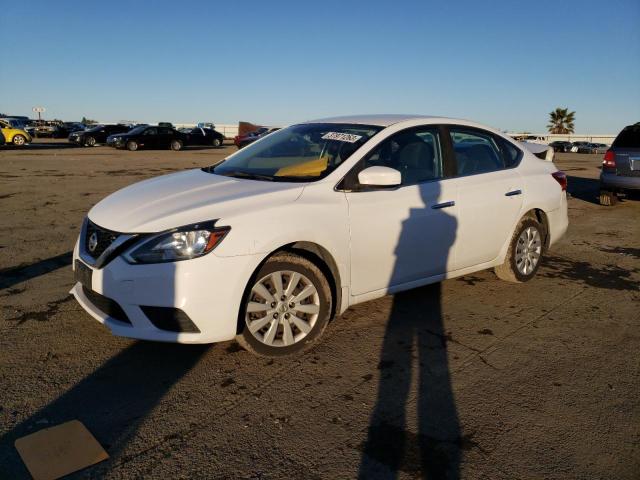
1 140 638 479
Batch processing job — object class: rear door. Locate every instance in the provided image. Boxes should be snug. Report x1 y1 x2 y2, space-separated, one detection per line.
157 127 175 148
446 126 524 270
189 128 206 145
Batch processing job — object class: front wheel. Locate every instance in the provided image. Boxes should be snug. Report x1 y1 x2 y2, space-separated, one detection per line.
495 217 544 283
12 134 26 146
236 253 332 357
170 140 183 151
85 136 96 147
212 137 222 147
126 140 138 151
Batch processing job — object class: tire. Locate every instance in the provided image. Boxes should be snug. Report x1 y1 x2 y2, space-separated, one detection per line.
170 140 183 151
236 253 332 357
126 140 138 151
495 217 544 283
599 190 617 206
85 136 96 147
212 137 222 147
12 135 26 146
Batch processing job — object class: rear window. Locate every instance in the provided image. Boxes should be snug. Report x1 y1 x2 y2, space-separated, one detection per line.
613 126 640 148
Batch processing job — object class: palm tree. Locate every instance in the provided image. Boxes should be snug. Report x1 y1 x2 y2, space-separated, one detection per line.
547 108 575 134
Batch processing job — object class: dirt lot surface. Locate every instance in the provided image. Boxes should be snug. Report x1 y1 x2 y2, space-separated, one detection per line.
1 140 639 479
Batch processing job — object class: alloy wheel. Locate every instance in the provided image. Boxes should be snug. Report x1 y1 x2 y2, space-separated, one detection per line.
245 270 320 347
515 226 542 275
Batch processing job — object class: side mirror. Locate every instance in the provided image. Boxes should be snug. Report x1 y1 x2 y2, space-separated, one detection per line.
357 166 402 188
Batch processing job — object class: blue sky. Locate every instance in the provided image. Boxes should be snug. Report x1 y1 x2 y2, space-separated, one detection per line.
1 0 638 133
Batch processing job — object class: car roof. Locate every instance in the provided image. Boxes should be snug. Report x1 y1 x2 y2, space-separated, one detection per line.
300 114 503 133
302 114 445 127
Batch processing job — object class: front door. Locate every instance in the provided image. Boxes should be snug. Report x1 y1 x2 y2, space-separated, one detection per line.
345 126 459 296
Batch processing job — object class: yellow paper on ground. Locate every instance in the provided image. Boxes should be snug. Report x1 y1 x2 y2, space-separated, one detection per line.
14 420 109 480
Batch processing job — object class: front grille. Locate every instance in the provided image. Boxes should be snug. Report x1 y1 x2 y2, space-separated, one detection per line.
85 220 119 259
82 286 131 324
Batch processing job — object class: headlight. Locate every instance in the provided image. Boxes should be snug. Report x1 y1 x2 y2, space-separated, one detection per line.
124 222 230 264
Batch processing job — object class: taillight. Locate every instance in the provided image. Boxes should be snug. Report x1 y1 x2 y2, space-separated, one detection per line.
603 150 616 168
552 171 567 191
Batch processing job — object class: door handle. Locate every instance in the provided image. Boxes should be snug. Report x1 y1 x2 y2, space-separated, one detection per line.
505 189 522 197
432 201 455 209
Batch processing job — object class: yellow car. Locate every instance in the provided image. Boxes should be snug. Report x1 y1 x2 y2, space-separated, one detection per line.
0 120 32 146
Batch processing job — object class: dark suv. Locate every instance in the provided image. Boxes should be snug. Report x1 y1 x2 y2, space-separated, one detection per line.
106 125 188 151
69 124 130 146
599 123 640 205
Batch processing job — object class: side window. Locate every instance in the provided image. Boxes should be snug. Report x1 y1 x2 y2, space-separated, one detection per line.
497 137 523 168
144 128 158 136
450 129 505 176
361 128 443 186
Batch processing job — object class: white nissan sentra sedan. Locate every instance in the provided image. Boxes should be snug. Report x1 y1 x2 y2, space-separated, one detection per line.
71 115 568 356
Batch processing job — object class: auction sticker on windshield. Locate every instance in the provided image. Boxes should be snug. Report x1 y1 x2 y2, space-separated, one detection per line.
321 132 363 143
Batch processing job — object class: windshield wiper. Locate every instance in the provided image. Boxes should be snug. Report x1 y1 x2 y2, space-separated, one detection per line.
217 170 276 182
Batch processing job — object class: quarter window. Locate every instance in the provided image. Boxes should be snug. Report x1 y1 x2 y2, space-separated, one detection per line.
359 128 443 186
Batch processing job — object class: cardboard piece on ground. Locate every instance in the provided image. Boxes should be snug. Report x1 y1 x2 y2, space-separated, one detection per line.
14 420 109 480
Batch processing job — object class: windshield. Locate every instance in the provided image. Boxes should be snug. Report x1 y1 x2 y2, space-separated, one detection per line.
209 123 382 182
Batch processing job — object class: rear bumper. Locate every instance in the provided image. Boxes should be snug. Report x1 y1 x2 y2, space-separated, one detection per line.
600 172 640 191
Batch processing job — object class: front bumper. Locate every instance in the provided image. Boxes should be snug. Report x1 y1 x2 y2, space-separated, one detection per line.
600 171 640 191
71 239 266 344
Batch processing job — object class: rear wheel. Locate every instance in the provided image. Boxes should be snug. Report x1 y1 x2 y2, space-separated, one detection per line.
12 135 26 146
126 140 138 151
170 140 183 151
495 217 544 283
236 253 332 357
599 190 617 206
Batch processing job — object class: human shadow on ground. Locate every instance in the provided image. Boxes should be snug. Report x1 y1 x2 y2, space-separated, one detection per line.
357 128 461 479
0 251 73 290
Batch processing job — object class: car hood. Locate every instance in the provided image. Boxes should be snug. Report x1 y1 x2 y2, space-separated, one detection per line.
88 169 304 232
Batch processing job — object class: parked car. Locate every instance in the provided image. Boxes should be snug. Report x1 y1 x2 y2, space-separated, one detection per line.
512 134 547 145
0 119 32 146
234 127 280 149
548 141 573 153
64 122 86 134
0 130 5 146
71 114 568 356
590 143 609 154
576 142 608 154
599 123 640 206
106 125 188 151
69 124 130 146
569 141 590 152
185 127 225 147
234 127 268 148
